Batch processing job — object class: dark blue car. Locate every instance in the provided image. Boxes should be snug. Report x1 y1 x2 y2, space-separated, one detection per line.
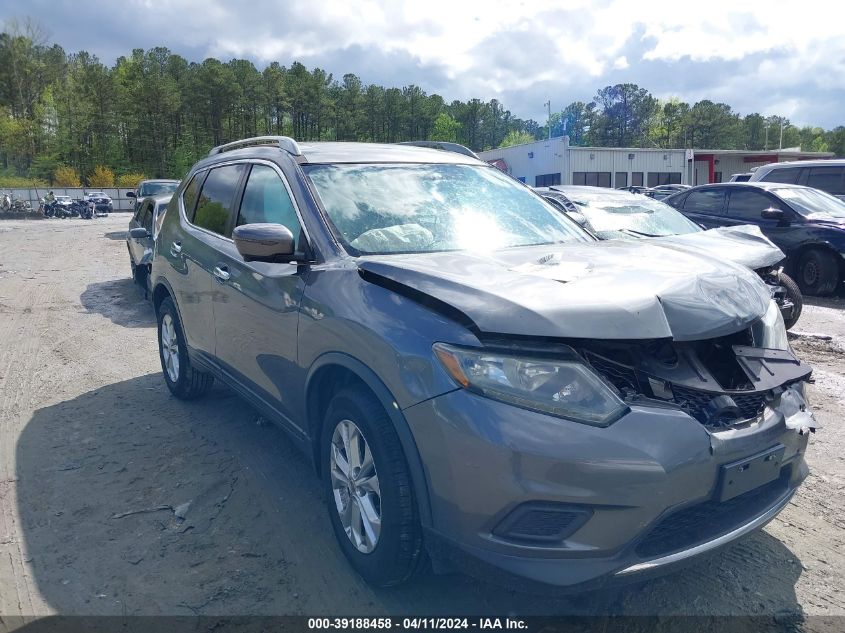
665 182 845 295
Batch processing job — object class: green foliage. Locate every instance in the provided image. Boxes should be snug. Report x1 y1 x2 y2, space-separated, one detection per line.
0 24 843 187
116 173 146 188
88 165 115 187
0 171 48 187
53 165 80 186
430 113 460 142
499 130 535 147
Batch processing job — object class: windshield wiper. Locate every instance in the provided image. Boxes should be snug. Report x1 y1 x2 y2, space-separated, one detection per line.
621 228 660 238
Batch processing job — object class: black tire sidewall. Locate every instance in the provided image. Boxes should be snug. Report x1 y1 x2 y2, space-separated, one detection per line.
798 250 838 295
321 389 420 586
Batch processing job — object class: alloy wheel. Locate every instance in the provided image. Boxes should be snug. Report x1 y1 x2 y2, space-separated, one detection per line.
160 313 180 382
330 419 382 553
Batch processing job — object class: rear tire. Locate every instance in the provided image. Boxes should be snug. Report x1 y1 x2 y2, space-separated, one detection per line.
797 249 839 296
156 297 213 399
321 387 424 587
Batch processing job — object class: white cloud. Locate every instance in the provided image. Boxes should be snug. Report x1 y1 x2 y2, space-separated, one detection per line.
3 0 844 127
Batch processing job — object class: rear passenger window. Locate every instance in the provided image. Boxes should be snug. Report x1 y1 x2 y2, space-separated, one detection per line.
182 173 204 220
683 189 726 213
193 165 246 236
761 168 800 185
806 167 845 195
140 204 153 231
236 165 302 246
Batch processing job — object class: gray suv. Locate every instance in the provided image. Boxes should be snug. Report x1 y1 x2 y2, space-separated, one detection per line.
151 136 816 590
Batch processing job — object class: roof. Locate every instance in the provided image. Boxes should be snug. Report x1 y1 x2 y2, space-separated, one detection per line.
681 182 817 192
754 158 845 168
140 178 180 184
693 149 835 158
196 141 485 169
297 142 483 164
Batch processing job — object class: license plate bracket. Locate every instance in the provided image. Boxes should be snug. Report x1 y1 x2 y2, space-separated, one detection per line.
718 444 785 502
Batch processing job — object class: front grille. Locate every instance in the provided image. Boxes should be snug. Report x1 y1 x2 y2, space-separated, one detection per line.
634 470 790 559
671 384 767 423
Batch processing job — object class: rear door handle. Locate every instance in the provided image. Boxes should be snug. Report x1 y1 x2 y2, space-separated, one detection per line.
170 241 182 257
213 265 230 282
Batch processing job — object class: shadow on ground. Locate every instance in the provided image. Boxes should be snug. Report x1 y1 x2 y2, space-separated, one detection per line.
103 231 128 241
79 278 154 327
15 375 805 622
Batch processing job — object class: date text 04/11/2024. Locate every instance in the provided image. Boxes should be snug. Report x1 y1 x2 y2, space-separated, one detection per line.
307 618 528 630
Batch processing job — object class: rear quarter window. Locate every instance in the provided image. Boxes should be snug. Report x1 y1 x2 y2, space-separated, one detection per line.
182 173 204 221
760 167 801 185
805 166 845 195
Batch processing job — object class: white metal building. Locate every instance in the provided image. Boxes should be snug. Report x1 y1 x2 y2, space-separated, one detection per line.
478 137 834 188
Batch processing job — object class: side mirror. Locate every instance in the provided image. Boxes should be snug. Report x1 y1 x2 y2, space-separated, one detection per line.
129 227 150 239
233 223 298 263
761 207 787 224
126 191 136 198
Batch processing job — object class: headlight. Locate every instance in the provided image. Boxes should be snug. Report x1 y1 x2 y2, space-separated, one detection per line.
433 343 628 426
752 299 789 350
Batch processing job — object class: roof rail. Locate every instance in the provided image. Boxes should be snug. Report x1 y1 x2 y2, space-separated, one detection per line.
208 136 302 157
397 141 479 160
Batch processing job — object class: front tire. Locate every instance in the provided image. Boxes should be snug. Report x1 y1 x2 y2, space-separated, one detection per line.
321 387 424 586
797 249 839 296
156 297 213 399
777 272 803 330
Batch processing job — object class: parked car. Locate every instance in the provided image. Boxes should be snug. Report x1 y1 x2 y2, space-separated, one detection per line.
150 136 815 591
646 184 691 200
730 173 752 182
126 179 180 212
616 185 652 195
537 185 803 328
665 182 845 295
84 190 113 216
749 159 845 200
127 194 172 296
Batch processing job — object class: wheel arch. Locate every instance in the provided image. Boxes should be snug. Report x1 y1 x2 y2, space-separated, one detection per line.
789 241 844 276
305 353 432 528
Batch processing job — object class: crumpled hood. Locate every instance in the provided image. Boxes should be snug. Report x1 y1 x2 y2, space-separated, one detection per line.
645 225 785 270
359 240 772 341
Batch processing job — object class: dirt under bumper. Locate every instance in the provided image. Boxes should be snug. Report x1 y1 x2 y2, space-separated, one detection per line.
403 385 811 589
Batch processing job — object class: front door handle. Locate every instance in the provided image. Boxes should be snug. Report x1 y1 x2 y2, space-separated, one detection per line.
170 241 182 257
213 265 230 282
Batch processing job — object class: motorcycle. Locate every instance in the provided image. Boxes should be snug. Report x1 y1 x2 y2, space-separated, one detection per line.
70 199 93 219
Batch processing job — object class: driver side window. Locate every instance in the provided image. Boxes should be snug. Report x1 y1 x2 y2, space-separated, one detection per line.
235 165 302 248
727 189 784 221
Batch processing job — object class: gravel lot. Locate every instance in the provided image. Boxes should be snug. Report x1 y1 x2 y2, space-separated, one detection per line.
0 216 843 627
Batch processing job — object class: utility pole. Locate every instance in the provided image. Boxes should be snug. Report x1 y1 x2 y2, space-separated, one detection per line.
544 100 551 139
765 123 769 151
779 120 784 150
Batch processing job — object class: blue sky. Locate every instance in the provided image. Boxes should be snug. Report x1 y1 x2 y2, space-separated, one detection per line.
3 0 843 128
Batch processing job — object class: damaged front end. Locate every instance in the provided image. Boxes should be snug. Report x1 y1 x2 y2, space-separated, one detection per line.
577 302 817 434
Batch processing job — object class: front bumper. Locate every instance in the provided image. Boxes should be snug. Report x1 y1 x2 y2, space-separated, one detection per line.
403 386 810 589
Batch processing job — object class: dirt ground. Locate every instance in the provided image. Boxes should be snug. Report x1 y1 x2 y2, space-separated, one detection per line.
0 216 843 627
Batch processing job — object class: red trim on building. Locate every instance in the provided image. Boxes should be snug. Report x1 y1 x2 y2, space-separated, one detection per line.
488 159 509 173
695 154 716 183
